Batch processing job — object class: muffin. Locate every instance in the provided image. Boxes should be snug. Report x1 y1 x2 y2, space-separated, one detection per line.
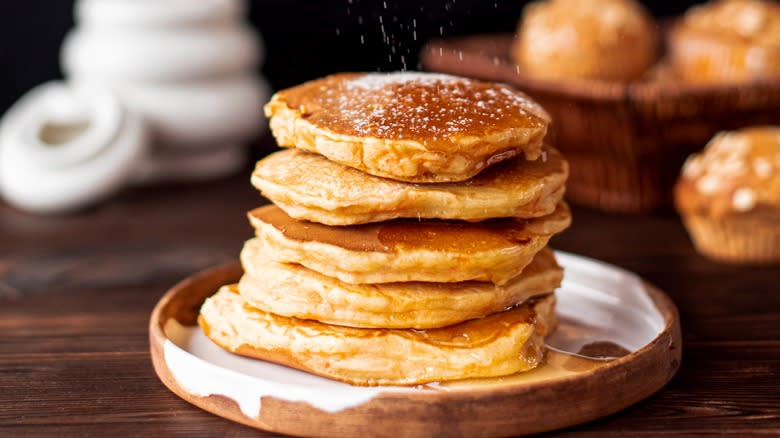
669 0 780 83
511 0 658 81
675 127 780 264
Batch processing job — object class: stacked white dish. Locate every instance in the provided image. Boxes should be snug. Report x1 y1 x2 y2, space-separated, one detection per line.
0 0 270 213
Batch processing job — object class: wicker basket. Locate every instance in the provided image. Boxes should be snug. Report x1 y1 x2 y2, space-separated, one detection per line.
421 34 780 212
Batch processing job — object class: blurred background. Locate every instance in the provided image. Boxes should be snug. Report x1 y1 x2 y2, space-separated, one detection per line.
0 0 701 115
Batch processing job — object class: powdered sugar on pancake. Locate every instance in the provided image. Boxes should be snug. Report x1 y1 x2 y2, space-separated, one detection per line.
346 72 463 90
302 72 549 142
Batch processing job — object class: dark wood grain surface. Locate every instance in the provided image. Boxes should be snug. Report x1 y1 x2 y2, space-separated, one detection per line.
1 143 779 437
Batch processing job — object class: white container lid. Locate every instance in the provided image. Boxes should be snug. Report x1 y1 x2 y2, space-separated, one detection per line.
0 82 148 213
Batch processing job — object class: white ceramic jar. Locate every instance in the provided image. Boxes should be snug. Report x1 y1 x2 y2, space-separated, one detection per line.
72 75 270 150
63 0 268 155
0 0 270 213
75 0 248 27
63 26 261 82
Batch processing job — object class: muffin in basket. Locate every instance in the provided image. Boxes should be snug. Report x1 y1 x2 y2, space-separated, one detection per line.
511 0 658 81
675 127 780 264
669 0 780 83
421 0 780 214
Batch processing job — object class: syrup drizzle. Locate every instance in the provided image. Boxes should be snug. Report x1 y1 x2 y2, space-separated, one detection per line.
252 204 548 254
423 316 631 391
425 349 614 391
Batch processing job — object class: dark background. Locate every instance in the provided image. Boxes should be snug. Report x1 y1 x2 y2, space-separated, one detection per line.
0 0 700 115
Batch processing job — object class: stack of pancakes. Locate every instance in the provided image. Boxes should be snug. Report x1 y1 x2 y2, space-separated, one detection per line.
199 72 571 386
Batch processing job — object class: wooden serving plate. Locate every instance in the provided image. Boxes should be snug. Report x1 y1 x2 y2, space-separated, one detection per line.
150 252 681 437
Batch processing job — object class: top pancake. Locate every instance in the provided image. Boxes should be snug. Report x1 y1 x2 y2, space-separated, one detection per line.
264 72 550 183
252 145 567 225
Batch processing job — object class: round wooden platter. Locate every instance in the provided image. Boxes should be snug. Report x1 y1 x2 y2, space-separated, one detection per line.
150 251 681 437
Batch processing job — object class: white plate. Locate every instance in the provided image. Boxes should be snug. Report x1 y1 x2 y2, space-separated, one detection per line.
150 250 680 436
158 251 670 418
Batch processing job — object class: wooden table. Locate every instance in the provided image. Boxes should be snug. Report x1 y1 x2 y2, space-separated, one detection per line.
2 155 779 436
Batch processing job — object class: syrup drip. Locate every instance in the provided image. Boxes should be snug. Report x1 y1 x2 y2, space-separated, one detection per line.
423 316 632 390
233 286 544 349
427 349 614 390
252 205 542 254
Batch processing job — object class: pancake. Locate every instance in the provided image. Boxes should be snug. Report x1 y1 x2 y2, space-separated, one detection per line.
199 286 556 386
264 72 550 183
238 244 562 329
251 145 568 225
247 203 570 285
